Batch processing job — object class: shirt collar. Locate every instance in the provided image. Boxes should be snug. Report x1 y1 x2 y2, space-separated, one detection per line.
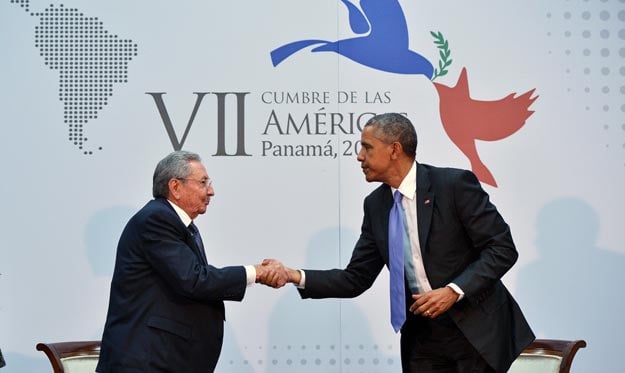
167 199 193 227
391 161 417 201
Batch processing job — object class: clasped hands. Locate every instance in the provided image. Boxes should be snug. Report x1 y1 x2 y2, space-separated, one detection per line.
254 259 299 288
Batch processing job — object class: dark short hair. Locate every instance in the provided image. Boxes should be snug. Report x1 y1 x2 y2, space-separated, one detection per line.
364 113 417 157
152 151 201 198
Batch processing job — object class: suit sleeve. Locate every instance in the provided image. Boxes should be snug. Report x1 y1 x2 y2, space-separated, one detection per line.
449 170 518 298
141 210 247 302
299 196 385 299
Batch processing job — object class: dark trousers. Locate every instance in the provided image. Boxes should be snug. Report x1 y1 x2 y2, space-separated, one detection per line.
400 314 495 373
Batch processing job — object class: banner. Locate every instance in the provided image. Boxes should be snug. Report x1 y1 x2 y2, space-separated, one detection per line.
1 1 624 371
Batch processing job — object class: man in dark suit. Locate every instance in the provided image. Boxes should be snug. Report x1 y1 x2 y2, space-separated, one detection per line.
97 151 287 373
282 113 534 372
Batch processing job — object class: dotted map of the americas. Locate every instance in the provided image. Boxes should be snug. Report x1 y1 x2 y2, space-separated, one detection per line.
10 0 138 155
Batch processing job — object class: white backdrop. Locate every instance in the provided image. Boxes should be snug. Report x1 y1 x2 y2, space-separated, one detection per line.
1 0 624 372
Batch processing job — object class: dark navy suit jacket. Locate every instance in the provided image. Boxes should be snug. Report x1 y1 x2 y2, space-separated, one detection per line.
97 198 247 373
299 163 534 372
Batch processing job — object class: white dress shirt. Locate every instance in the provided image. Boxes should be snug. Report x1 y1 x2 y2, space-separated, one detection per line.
393 163 464 299
392 162 432 293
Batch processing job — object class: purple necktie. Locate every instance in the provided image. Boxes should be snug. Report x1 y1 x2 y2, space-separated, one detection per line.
389 190 406 332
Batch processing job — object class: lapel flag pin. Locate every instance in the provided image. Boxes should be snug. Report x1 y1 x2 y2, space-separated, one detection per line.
424 199 431 205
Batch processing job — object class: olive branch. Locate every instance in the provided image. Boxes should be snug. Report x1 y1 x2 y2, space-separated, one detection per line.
430 31 453 81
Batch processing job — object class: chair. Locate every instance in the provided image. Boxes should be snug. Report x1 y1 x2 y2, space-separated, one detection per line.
36 341 100 373
508 339 586 373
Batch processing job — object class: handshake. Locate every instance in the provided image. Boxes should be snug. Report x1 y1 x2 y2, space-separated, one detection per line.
253 259 300 288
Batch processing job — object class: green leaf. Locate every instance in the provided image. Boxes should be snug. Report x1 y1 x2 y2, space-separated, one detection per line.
430 31 453 81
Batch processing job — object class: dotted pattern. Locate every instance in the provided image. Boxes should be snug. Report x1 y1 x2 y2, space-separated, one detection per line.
11 0 138 155
226 344 399 370
546 0 625 162
12 0 28 12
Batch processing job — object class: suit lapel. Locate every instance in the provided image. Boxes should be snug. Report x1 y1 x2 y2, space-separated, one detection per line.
159 199 209 266
416 163 434 251
187 226 209 266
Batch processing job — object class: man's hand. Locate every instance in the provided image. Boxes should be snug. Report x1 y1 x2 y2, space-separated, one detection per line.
255 259 290 288
408 286 459 319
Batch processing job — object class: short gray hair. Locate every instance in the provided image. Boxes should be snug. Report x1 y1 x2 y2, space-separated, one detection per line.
364 113 417 157
152 151 201 198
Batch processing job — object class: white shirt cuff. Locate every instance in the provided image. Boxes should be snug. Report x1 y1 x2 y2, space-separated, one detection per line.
447 283 464 301
245 265 256 286
296 269 306 289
